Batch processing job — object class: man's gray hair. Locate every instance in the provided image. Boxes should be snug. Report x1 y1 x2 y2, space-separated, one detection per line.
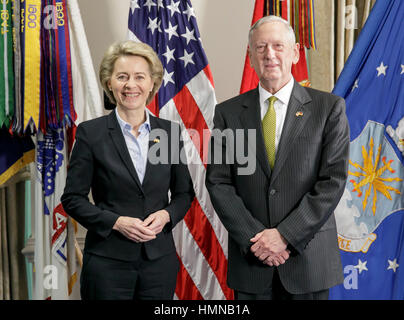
248 15 296 47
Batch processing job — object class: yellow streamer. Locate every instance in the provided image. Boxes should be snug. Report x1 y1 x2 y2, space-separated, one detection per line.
22 0 41 131
309 0 316 49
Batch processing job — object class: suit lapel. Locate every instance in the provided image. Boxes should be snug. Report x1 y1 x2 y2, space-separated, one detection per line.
270 81 312 184
107 111 144 192
239 88 272 180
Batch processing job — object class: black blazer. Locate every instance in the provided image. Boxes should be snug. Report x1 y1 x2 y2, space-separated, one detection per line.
61 111 194 261
206 82 350 294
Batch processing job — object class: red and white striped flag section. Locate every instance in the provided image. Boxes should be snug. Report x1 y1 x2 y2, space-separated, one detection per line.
128 0 233 300
240 0 315 93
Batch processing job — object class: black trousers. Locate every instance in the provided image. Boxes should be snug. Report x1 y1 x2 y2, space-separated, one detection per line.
80 246 179 300
235 268 329 300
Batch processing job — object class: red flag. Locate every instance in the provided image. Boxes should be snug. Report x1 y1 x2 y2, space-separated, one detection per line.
240 0 264 94
292 47 310 86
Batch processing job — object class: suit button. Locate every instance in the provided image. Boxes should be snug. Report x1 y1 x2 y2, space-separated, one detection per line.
138 194 144 199
269 189 276 196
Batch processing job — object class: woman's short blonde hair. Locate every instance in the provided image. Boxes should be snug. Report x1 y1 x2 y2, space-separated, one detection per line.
99 40 164 106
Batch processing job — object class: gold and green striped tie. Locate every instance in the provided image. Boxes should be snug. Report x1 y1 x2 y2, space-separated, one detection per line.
262 96 277 169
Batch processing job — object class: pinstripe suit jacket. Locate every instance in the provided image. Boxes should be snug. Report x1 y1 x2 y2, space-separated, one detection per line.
206 81 350 294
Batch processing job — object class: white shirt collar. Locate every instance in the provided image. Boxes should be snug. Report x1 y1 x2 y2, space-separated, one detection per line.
115 108 151 133
258 77 295 107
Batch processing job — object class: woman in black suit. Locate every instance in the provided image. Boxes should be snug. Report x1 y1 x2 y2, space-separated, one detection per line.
61 41 194 300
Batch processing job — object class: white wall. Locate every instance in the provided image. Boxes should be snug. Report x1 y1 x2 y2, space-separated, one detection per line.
191 0 254 102
77 0 254 104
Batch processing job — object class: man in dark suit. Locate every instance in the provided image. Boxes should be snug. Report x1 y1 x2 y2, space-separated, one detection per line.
206 16 350 300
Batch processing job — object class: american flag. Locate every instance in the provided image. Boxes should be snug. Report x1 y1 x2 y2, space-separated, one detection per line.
128 0 233 300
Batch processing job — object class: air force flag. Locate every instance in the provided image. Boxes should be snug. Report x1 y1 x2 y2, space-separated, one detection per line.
329 0 404 300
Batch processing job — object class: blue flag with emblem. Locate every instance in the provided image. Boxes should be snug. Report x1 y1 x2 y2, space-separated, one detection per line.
329 0 404 300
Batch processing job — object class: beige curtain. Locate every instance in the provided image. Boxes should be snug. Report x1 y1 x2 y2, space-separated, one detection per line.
308 0 376 92
0 170 29 300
